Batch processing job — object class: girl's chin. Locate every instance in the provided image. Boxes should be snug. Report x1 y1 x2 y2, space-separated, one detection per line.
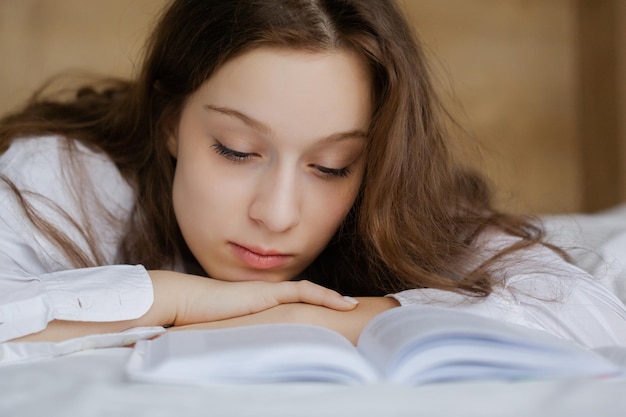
204 266 298 283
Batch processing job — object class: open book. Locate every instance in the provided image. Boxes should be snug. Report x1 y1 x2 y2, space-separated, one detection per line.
126 305 623 385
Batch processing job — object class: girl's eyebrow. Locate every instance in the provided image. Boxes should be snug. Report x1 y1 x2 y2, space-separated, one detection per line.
204 104 272 136
203 104 368 143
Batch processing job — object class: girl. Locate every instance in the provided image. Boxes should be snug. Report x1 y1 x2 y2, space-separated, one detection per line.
1 0 624 363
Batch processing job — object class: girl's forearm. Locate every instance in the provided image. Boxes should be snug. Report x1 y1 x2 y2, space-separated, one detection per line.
169 297 400 344
10 271 361 343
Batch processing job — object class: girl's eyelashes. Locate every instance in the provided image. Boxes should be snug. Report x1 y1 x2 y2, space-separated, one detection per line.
314 165 353 179
212 141 354 178
211 142 255 162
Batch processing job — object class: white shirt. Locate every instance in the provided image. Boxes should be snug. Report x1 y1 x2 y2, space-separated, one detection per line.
0 136 159 363
392 232 626 349
0 136 625 365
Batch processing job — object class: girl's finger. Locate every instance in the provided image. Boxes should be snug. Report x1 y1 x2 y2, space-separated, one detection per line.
273 280 359 311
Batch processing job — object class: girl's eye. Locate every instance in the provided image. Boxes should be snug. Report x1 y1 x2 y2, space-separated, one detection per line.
211 142 254 162
314 165 353 179
212 142 352 178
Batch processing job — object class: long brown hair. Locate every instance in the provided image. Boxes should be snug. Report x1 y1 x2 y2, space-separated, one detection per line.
0 0 545 296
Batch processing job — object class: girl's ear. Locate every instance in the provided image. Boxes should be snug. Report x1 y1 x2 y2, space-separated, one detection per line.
163 105 184 158
166 133 178 158
162 109 180 158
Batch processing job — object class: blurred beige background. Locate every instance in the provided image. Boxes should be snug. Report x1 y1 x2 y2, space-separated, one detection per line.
0 0 624 214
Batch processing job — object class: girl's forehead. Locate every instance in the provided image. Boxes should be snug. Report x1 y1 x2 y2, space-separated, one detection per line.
207 46 367 82
184 47 372 148
195 47 371 114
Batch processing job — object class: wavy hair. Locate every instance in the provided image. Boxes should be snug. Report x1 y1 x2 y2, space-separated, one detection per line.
0 0 547 296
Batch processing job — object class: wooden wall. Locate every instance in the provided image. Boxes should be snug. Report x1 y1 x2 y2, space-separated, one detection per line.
0 0 166 111
0 0 624 214
403 0 625 214
574 0 626 212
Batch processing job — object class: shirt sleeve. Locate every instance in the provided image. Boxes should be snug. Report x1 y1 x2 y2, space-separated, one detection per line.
388 233 626 350
0 264 154 343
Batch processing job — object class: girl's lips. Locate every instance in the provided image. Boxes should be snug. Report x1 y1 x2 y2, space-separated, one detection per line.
229 243 292 269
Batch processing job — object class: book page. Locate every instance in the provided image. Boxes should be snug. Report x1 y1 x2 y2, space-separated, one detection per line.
357 305 621 384
126 324 380 385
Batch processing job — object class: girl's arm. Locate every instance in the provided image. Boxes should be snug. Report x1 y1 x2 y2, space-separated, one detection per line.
169 296 401 345
9 270 359 343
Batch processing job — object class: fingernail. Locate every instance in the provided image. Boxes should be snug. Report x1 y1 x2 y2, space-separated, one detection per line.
342 296 359 305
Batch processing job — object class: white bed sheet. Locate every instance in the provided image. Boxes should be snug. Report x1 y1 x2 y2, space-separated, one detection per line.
1 205 625 417
1 347 626 417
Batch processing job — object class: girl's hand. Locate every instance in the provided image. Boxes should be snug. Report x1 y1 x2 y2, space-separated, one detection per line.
148 270 359 327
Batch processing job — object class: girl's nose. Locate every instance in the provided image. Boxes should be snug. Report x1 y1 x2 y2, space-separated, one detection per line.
248 166 301 233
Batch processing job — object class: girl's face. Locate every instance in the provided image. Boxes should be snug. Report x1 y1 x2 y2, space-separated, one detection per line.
168 47 372 282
